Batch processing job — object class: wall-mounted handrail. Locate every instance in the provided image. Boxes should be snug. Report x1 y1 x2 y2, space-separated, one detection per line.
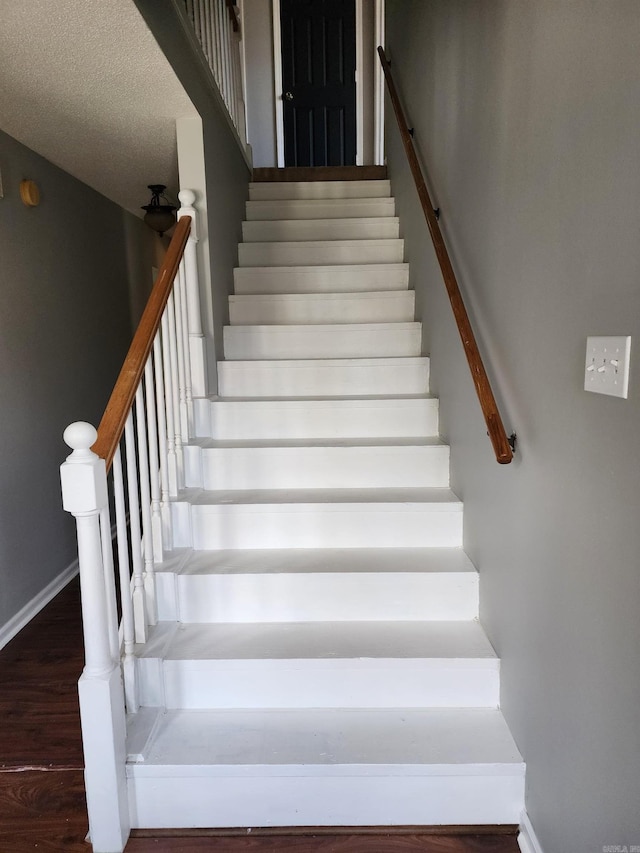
377 46 513 464
93 216 191 471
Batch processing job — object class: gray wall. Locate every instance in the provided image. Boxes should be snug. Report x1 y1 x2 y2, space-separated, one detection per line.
386 3 640 852
0 129 155 633
134 0 251 383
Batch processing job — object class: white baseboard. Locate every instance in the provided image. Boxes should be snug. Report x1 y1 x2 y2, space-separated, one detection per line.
0 559 79 651
519 810 545 853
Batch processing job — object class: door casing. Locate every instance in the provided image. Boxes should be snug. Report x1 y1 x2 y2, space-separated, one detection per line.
272 0 385 167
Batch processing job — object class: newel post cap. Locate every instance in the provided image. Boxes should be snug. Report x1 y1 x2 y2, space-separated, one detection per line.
178 189 198 241
60 422 108 514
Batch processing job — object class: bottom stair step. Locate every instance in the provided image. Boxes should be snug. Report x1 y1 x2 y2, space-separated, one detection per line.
127 707 524 828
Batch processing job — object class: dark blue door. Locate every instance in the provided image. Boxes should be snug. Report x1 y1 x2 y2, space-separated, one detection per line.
281 0 357 167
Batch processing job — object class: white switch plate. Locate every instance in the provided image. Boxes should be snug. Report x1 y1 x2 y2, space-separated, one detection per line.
584 336 631 398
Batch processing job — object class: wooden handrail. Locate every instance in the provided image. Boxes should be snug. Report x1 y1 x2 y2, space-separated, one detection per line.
378 47 513 464
92 216 192 470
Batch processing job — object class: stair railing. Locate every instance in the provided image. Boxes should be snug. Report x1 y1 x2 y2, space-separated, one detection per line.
378 47 514 464
59 191 202 851
179 0 247 145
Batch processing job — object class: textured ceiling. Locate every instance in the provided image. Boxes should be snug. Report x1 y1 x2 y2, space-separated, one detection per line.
0 0 199 215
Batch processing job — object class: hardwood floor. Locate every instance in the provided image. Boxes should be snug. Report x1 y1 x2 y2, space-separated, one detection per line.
0 579 520 852
252 166 388 182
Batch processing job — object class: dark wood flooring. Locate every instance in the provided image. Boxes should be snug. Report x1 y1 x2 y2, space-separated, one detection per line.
0 579 519 852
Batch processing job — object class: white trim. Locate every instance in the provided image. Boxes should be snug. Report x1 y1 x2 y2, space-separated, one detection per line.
0 559 79 651
272 0 285 168
374 0 385 165
518 811 546 853
355 0 364 165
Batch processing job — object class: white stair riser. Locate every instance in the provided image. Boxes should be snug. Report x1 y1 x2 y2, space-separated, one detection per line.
198 397 439 441
156 571 478 623
242 218 400 243
248 180 392 200
218 358 430 397
185 503 463 550
239 240 404 268
185 445 450 490
234 264 409 294
156 659 500 710
127 773 525 828
223 323 422 360
228 291 415 325
246 198 396 220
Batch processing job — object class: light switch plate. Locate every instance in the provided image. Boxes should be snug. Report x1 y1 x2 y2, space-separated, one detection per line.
584 336 631 398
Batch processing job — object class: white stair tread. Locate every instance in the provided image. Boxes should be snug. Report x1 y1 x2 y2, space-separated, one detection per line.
140 620 496 662
228 290 415 325
238 240 404 269
248 180 392 200
225 321 420 332
191 436 445 449
233 263 409 294
246 197 396 220
158 546 476 577
209 394 438 407
240 238 402 252
209 393 435 402
242 217 400 242
229 290 412 303
223 322 422 360
130 707 523 769
189 486 462 506
220 356 428 369
218 357 430 395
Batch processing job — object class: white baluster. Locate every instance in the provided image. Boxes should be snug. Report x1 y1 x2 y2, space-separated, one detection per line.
196 0 206 50
209 0 221 86
113 445 138 713
213 0 223 87
173 266 190 441
153 332 174 542
226 6 235 115
231 30 240 130
99 505 120 665
135 385 157 626
178 263 194 435
185 0 195 28
233 33 247 140
178 190 207 398
180 258 195 438
61 422 130 850
220 0 231 110
203 0 213 66
167 291 184 489
124 413 148 643
161 312 179 498
145 359 164 563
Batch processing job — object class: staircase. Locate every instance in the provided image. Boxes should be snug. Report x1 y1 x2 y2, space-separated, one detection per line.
126 174 525 830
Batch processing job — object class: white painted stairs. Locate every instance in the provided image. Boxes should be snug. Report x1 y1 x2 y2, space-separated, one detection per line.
126 177 525 830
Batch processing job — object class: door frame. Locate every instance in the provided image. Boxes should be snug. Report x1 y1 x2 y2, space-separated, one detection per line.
272 0 385 167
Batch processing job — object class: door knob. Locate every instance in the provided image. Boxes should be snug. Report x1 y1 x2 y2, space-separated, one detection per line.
284 91 294 101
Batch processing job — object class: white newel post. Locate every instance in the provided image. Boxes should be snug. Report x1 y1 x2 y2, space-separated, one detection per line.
178 189 207 398
61 422 130 853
